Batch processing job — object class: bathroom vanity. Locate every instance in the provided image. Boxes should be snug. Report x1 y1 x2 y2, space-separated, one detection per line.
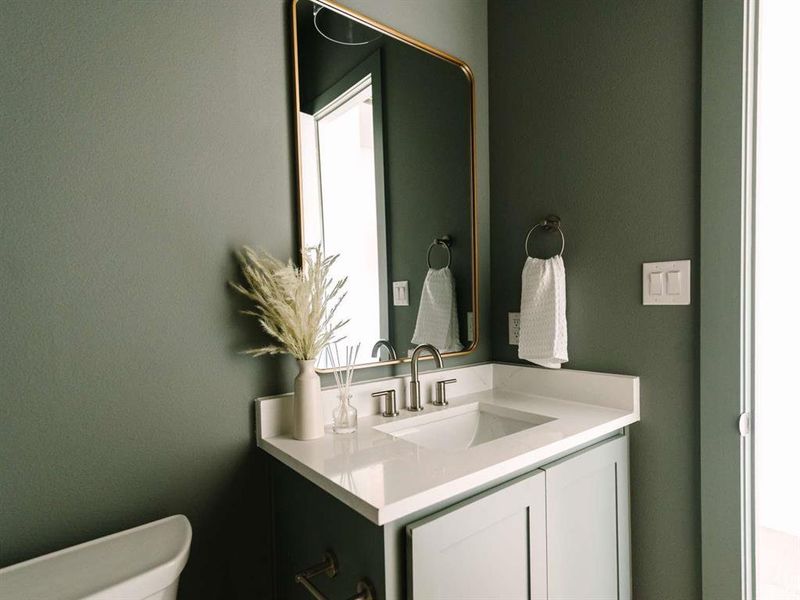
257 363 640 599
270 3 641 597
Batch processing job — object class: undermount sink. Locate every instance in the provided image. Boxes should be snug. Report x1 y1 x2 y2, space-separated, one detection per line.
374 402 555 451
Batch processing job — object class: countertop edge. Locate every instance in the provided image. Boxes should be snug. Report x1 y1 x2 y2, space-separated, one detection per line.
257 438 381 524
259 411 639 526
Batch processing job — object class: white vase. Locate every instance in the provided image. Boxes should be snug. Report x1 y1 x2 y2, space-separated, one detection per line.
293 359 324 440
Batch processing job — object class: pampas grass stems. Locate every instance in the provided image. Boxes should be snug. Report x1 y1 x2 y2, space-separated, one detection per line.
230 245 348 360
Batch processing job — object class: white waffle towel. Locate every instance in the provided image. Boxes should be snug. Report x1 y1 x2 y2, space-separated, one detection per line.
411 267 463 353
518 256 568 368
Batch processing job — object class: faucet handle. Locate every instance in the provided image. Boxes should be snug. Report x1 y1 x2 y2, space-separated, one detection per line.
372 389 399 417
432 379 457 407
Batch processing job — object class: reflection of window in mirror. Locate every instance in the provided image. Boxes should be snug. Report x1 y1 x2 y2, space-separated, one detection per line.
300 73 389 368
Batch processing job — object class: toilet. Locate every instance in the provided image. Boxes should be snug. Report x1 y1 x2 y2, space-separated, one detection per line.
0 515 192 600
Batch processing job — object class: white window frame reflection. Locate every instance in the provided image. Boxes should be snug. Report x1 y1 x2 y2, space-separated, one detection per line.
299 55 389 367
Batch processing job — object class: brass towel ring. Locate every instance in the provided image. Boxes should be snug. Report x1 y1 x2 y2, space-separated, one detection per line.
427 236 452 269
524 215 565 258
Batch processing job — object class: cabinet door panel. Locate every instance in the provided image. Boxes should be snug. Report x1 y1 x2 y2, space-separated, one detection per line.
407 470 547 600
544 435 631 600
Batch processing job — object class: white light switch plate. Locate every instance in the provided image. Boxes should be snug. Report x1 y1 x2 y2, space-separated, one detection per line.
643 260 690 305
392 281 409 306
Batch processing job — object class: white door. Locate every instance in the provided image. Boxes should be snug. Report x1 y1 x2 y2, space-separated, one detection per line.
752 2 800 598
702 1 800 598
407 470 547 600
543 435 631 600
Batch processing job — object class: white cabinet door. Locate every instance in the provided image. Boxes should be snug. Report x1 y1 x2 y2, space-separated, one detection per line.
543 435 631 600
407 470 547 600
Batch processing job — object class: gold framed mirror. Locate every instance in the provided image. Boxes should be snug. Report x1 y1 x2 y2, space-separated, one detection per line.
291 0 478 371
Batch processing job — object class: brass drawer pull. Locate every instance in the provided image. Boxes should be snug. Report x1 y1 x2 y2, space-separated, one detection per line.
295 551 377 600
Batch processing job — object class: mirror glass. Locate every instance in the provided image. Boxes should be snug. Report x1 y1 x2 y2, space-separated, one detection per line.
293 0 477 368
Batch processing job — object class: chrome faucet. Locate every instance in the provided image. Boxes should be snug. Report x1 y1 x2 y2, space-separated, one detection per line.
408 344 444 411
371 339 397 361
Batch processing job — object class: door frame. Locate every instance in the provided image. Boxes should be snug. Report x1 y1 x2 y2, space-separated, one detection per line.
699 0 757 598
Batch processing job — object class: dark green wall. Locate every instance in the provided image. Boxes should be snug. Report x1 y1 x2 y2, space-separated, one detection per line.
0 1 489 599
0 2 296 597
488 1 701 598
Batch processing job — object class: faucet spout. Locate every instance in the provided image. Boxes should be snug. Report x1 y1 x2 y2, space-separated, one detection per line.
371 339 397 361
410 344 443 381
408 344 444 411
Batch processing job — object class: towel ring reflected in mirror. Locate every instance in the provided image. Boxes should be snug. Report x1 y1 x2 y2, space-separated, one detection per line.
524 216 565 258
427 236 452 269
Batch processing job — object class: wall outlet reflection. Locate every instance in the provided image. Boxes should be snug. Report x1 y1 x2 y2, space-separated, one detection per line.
509 312 521 345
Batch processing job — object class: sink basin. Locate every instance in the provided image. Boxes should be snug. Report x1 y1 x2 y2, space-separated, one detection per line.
374 402 555 451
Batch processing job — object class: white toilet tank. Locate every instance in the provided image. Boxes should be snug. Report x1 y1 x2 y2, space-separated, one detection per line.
0 515 192 600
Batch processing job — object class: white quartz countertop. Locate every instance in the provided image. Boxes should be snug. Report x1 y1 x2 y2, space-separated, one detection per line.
256 363 639 525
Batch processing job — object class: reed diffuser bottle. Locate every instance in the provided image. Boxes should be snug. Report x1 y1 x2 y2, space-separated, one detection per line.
333 392 357 434
326 343 359 434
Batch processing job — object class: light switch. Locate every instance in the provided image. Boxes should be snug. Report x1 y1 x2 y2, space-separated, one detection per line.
649 272 664 295
643 260 690 305
666 271 681 295
392 281 409 306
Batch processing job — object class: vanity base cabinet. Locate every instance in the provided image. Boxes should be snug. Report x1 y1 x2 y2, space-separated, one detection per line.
267 433 630 600
543 435 631 600
406 470 547 600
